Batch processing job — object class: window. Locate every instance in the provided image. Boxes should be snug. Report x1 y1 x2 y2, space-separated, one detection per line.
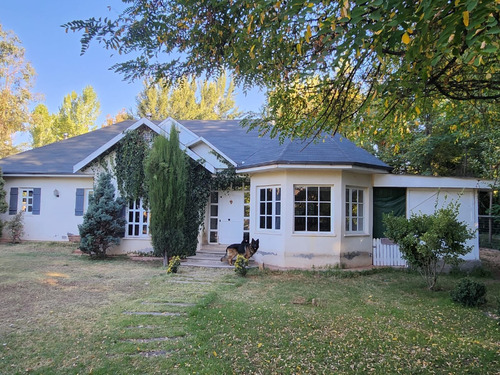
294 186 331 232
20 189 34 213
127 198 150 237
345 187 365 233
259 187 281 230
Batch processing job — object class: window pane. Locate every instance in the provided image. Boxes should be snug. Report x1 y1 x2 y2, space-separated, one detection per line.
260 189 266 201
129 201 134 209
266 216 272 229
295 187 306 201
275 217 281 230
276 188 281 201
210 192 218 203
295 217 305 231
358 190 364 203
244 206 250 217
210 218 218 229
244 219 250 230
320 218 331 232
266 188 272 201
352 204 358 216
28 190 33 197
260 216 266 229
244 192 250 204
275 202 281 216
129 212 134 222
295 203 305 216
260 203 266 215
307 202 318 215
320 187 331 202
266 202 272 215
307 187 318 201
143 211 148 221
307 217 318 231
358 218 364 231
134 225 139 236
352 218 358 231
209 231 217 242
135 212 140 222
320 203 331 216
135 199 140 209
27 206 32 213
128 226 133 236
210 205 218 217
352 189 357 203
345 218 350 232
142 225 148 235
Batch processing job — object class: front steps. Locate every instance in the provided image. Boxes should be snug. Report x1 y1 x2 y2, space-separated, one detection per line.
183 244 257 269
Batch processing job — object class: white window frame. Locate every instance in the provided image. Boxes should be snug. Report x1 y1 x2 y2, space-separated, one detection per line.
20 188 34 214
258 186 281 231
126 198 150 238
345 187 365 233
294 185 333 233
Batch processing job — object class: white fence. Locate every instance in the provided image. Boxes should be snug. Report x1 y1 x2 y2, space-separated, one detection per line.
372 238 408 267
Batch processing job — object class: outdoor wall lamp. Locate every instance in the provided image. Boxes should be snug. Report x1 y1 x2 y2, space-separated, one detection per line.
53 189 60 197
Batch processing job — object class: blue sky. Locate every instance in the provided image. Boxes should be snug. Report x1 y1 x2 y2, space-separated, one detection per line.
0 1 265 137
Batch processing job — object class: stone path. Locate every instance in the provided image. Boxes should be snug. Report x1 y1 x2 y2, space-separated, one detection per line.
113 265 234 359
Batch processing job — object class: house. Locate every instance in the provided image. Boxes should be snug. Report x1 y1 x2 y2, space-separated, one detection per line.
0 118 490 269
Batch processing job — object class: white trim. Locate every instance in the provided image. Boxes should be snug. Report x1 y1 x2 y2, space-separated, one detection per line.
238 164 389 174
185 136 237 167
3 174 93 178
373 174 493 189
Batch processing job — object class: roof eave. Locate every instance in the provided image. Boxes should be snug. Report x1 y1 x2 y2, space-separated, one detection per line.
236 161 392 174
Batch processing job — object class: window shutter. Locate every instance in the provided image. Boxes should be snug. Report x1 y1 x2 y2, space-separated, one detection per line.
9 188 18 215
75 188 85 216
32 188 41 215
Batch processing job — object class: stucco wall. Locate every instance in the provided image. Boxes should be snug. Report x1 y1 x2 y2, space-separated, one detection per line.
250 169 349 269
1 176 93 241
407 188 479 260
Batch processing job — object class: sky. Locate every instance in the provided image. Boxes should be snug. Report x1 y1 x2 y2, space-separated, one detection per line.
0 0 265 142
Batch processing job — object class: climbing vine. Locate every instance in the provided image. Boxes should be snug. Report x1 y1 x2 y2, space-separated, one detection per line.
114 130 150 204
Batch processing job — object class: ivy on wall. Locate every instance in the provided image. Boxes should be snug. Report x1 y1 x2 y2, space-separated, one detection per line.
114 130 149 204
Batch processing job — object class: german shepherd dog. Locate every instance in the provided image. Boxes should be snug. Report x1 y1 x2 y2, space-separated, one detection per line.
220 238 259 265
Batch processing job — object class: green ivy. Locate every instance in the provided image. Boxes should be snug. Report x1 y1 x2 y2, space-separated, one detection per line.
114 130 150 205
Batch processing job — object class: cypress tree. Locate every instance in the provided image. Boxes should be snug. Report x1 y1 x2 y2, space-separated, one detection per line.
145 125 187 266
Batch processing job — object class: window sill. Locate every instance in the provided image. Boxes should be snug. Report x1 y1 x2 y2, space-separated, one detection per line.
292 232 337 237
344 233 370 237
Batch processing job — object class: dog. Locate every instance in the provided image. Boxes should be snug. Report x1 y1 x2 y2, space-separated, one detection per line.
220 238 259 265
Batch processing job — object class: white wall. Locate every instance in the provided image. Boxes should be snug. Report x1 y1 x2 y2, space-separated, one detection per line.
407 188 479 260
2 176 93 241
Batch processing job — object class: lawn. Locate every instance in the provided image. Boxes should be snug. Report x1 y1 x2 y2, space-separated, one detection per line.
0 243 499 374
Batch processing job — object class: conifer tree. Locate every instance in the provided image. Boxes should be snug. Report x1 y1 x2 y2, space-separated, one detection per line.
145 125 187 266
78 173 126 258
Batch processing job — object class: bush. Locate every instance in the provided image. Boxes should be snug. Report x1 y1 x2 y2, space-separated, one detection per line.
78 173 126 258
6 212 24 243
167 256 181 274
234 255 249 276
384 201 475 290
451 278 487 307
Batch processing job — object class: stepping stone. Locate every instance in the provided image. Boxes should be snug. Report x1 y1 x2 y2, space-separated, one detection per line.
121 336 184 343
123 311 186 317
141 302 196 307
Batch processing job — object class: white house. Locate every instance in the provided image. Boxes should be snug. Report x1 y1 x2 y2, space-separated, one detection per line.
0 118 490 269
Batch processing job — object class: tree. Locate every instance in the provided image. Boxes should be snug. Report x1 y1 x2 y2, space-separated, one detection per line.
103 108 134 127
78 172 126 258
65 0 499 140
0 24 36 157
144 125 187 267
136 72 241 120
383 202 475 290
29 104 58 148
56 85 101 138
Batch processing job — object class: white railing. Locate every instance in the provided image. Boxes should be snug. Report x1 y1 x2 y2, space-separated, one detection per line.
372 238 408 267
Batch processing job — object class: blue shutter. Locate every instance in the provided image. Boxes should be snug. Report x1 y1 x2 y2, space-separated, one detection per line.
9 188 18 215
75 188 85 216
32 188 41 215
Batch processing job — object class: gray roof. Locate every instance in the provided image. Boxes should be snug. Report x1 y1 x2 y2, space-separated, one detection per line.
0 119 391 175
179 120 391 171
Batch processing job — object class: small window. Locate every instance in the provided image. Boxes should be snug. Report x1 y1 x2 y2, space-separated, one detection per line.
126 198 150 237
345 187 365 233
258 186 281 230
20 189 34 213
294 186 332 232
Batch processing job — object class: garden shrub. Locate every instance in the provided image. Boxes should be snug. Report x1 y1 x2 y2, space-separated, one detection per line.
167 256 181 274
6 212 24 243
450 278 486 307
384 201 475 290
234 255 248 276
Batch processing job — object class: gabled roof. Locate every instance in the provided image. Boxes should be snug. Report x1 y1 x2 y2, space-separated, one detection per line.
0 118 391 176
178 120 391 172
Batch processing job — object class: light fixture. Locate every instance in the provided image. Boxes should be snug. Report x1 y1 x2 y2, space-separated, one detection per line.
53 189 60 197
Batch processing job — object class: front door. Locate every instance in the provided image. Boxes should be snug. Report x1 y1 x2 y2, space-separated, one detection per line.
218 190 245 244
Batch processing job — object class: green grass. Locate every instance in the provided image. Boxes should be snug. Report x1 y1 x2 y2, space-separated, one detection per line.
0 243 499 374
